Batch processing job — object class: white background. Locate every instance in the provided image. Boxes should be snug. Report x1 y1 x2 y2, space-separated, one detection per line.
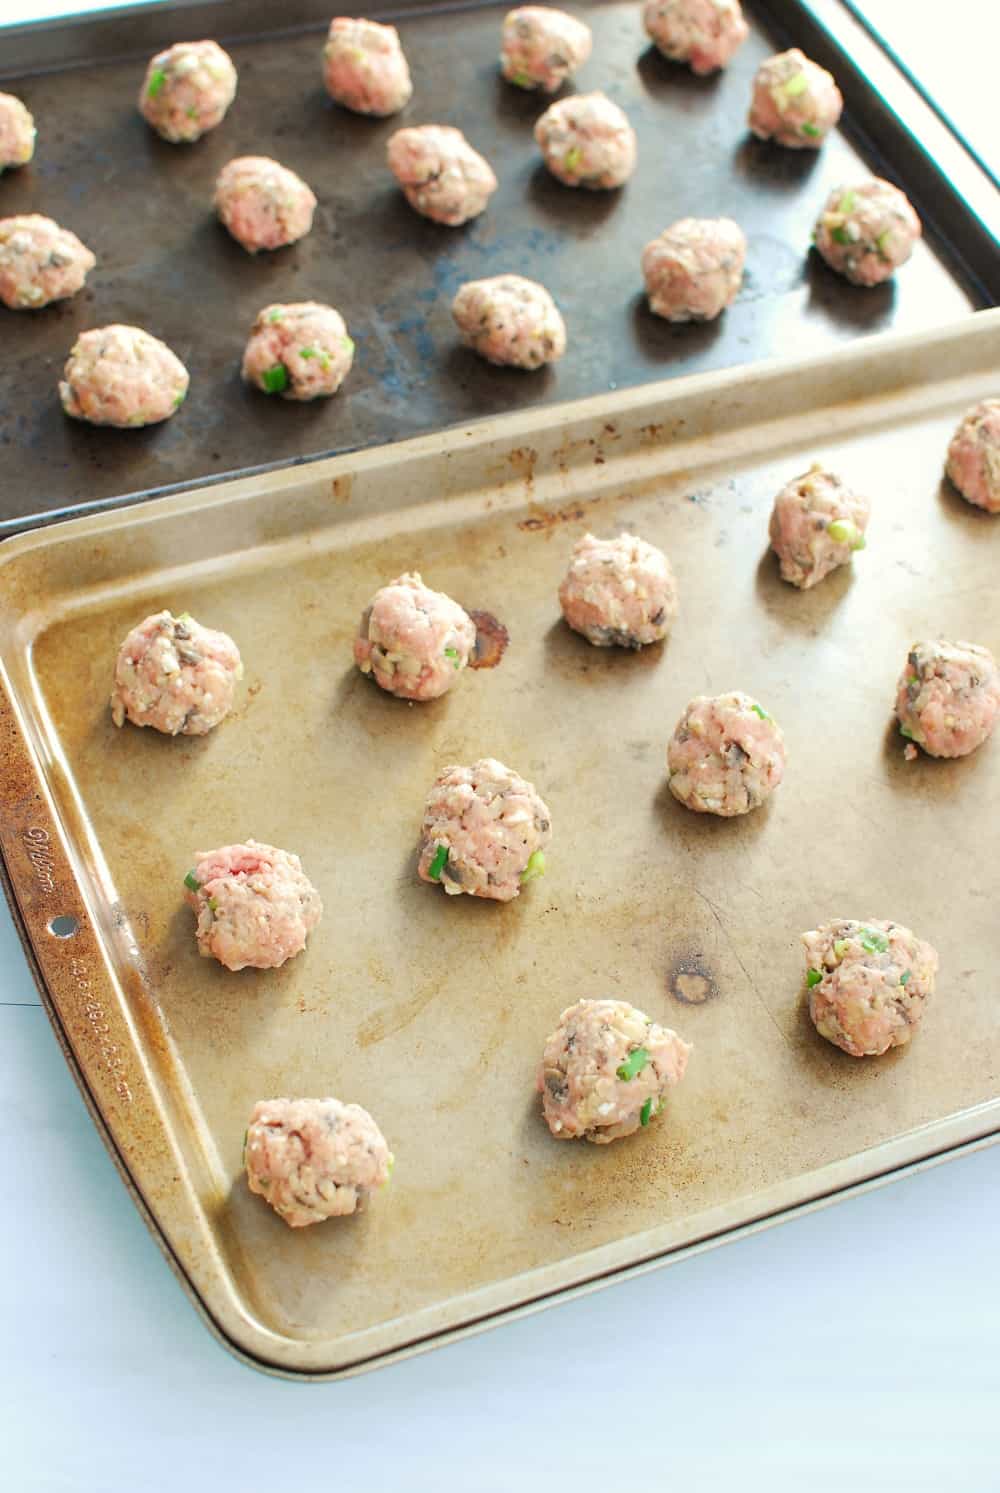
3 1 1000 1488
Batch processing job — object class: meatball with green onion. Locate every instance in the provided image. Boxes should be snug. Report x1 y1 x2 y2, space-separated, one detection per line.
0 214 95 311
501 7 592 93
184 841 322 971
451 274 566 369
139 40 237 143
60 325 188 427
418 758 551 901
354 572 477 701
748 48 842 148
245 1097 392 1227
803 918 938 1058
111 609 242 735
242 302 354 400
768 462 870 588
946 399 1000 514
668 691 786 816
813 178 921 286
0 92 36 170
214 156 316 252
895 640 1000 758
643 0 748 75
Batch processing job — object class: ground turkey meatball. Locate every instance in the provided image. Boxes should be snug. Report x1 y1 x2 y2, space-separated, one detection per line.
111 609 242 735
501 7 592 93
813 178 921 287
803 918 938 1058
184 840 322 971
139 40 237 143
748 48 842 148
768 462 870 588
0 93 36 171
214 155 316 252
451 274 566 369
241 302 354 399
354 572 477 701
386 125 497 226
245 1097 392 1227
323 17 412 116
60 325 188 427
535 92 636 189
668 691 786 815
559 531 677 647
0 214 95 311
538 998 691 1143
946 399 1000 514
895 640 1000 758
418 758 551 901
642 216 745 322
643 0 748 75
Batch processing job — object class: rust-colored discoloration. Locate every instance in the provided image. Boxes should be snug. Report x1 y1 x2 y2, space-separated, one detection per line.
518 503 586 533
507 447 539 486
332 476 353 505
466 608 509 670
668 956 719 1006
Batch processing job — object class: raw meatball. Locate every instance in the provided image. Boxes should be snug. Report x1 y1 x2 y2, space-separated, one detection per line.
386 125 497 226
534 92 636 189
668 691 786 816
111 609 242 735
184 840 322 971
748 48 842 148
559 531 678 647
641 216 745 322
813 178 921 287
60 325 189 427
451 274 566 369
895 640 1000 759
354 572 477 701
538 998 691 1143
0 214 95 311
245 1097 392 1227
0 92 36 170
418 758 552 901
139 40 237 143
946 399 1000 514
242 301 354 400
643 0 748 75
803 918 938 1058
768 462 870 588
323 17 412 116
214 155 316 252
501 7 592 93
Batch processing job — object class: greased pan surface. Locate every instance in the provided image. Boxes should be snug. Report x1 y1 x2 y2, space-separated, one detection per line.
1 311 998 1376
0 0 987 530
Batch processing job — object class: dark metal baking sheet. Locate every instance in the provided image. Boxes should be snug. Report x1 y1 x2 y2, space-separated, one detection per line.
0 0 996 532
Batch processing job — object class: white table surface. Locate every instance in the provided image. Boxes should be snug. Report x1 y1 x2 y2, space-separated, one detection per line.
3 1 1000 1487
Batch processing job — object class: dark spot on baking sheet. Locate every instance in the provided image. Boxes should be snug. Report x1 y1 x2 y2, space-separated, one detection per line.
331 475 352 504
668 955 718 1004
466 609 509 669
518 503 586 532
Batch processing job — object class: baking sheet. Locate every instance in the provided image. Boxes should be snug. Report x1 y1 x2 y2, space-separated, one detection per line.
1 309 998 1376
0 0 992 530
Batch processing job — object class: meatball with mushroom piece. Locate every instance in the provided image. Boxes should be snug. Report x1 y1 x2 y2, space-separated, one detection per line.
242 302 354 400
559 532 678 648
184 841 322 971
803 918 938 1059
813 178 921 287
768 463 870 589
451 274 566 370
0 93 36 171
111 609 242 735
946 399 1000 515
0 214 95 311
895 640 1000 759
501 7 592 93
245 1097 392 1227
323 17 412 116
354 572 477 701
60 325 188 427
418 758 551 902
387 125 497 226
214 155 316 252
642 216 745 322
643 0 748 75
139 40 237 143
748 48 842 148
538 998 691 1143
668 691 786 816
535 92 636 189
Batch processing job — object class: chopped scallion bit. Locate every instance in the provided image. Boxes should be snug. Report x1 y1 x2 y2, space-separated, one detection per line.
860 927 889 955
183 870 200 893
261 363 289 394
444 645 461 668
801 122 821 138
639 1096 654 1127
267 309 284 323
827 518 866 550
299 347 316 360
176 612 192 623
341 335 355 356
520 849 546 884
428 844 448 880
385 1154 395 1180
831 225 852 246
899 723 914 740
616 1046 650 1082
900 970 911 986
783 72 809 99
172 388 186 410
833 938 851 959
838 190 857 214
564 146 582 171
511 71 531 88
875 229 892 256
806 968 823 988
147 69 167 99
750 703 770 721
208 896 219 912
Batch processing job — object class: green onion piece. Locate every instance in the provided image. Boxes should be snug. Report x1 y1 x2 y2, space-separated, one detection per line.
147 68 167 99
831 225 853 246
564 146 582 171
833 938 851 960
267 309 284 323
172 388 186 410
806 968 823 988
261 364 289 395
183 870 200 893
241 1128 248 1164
783 72 809 99
444 645 461 668
207 896 218 912
520 849 546 884
838 190 857 214
299 347 316 360
639 1096 654 1127
900 970 911 986
616 1046 650 1082
185 106 197 119
428 844 448 880
899 723 914 740
860 927 890 955
176 611 192 623
511 71 532 88
341 335 355 356
750 703 770 721
801 122 821 138
875 229 892 256
827 518 865 550
385 1154 395 1180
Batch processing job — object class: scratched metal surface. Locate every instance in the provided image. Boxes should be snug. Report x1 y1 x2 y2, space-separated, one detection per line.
0 0 983 529
0 312 998 1374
